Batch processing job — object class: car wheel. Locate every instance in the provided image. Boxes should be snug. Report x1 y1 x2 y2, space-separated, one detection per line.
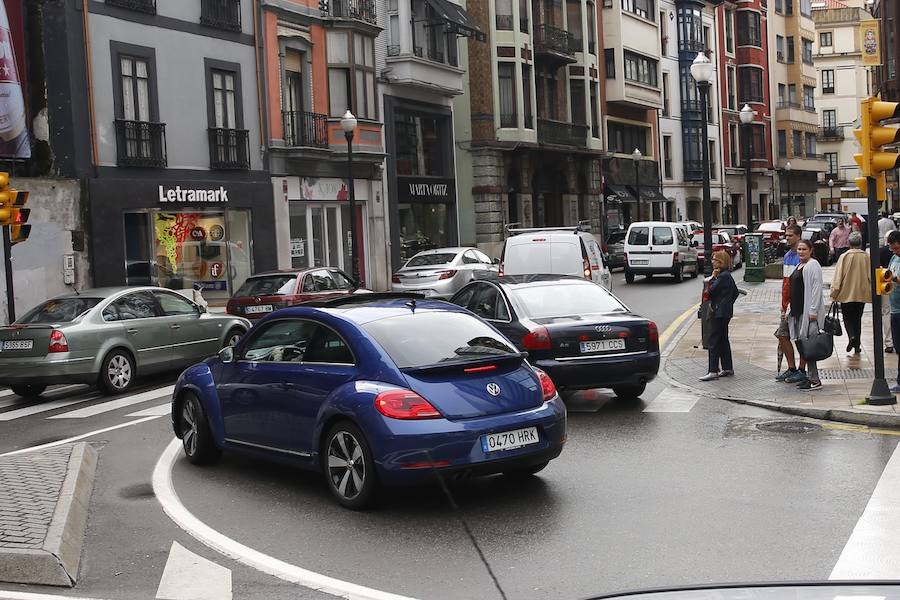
673 264 684 283
180 393 221 465
503 460 549 478
625 271 635 284
223 328 245 349
10 384 46 398
98 350 135 395
323 421 377 510
613 384 646 400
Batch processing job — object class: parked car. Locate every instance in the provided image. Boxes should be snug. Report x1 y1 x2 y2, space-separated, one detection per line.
801 227 832 265
227 268 367 320
500 226 611 290
0 287 250 397
606 230 627 269
678 220 703 233
172 294 567 509
449 275 660 399
755 220 786 249
713 224 749 246
693 231 743 269
623 221 700 283
391 247 497 298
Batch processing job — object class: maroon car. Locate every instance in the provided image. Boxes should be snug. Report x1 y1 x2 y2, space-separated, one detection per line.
226 268 368 320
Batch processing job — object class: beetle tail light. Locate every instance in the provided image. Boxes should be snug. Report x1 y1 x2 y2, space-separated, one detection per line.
534 368 557 401
375 389 441 419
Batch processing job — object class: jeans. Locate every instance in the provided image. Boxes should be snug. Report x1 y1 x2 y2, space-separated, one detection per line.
892 313 900 385
841 302 865 350
708 317 733 373
884 301 894 349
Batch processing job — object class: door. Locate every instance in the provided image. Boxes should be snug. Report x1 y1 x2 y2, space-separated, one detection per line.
649 226 676 270
102 291 171 371
153 290 220 365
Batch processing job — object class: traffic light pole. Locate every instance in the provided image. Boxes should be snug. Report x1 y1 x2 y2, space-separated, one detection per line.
3 225 14 323
867 175 894 404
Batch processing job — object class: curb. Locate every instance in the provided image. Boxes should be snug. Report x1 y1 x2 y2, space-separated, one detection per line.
0 443 98 587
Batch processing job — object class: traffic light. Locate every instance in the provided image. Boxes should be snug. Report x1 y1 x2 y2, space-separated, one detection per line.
876 268 894 296
854 97 900 177
856 172 888 201
8 191 29 245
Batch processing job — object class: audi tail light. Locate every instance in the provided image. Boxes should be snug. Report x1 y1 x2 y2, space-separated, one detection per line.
523 326 552 350
375 389 441 420
648 321 659 343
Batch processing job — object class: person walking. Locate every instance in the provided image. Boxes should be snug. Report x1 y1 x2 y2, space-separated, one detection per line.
881 231 894 353
879 211 897 246
830 231 870 355
828 217 851 262
888 231 900 393
700 251 740 382
786 239 826 390
776 224 806 383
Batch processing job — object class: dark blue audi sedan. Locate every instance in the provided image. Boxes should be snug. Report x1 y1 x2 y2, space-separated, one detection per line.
171 294 566 509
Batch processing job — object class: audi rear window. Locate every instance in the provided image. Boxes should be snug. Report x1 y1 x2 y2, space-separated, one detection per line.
18 298 103 324
512 284 624 319
234 275 298 297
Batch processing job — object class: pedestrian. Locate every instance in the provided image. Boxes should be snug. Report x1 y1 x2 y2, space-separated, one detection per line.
786 239 826 390
830 231 870 355
888 231 900 393
776 224 806 383
879 211 897 246
787 216 798 228
850 212 863 232
881 231 894 353
700 251 740 381
829 217 850 262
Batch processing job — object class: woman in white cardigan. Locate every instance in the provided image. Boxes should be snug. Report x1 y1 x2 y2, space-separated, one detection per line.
785 239 827 390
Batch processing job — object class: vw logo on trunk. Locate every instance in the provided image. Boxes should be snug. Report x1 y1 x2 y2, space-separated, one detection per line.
595 325 612 333
486 383 501 397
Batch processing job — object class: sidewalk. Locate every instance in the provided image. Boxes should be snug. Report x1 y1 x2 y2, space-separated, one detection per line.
664 265 900 428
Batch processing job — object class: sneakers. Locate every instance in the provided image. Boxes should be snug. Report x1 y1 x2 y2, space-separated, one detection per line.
699 372 719 381
887 347 895 354
718 369 735 377
890 384 900 394
776 368 798 382
784 370 808 384
797 380 823 391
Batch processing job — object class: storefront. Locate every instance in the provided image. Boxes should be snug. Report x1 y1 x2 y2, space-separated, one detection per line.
88 177 277 303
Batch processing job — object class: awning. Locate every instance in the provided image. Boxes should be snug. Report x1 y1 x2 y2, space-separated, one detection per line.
605 184 637 204
638 187 668 203
423 0 486 41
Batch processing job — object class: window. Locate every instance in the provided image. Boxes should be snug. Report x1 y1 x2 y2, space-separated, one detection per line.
778 130 787 157
523 65 533 129
786 37 795 64
154 291 197 316
662 72 670 116
496 0 513 29
825 152 838 176
708 139 717 179
729 122 739 166
652 227 674 245
108 292 159 321
775 0 782 12
590 81 599 137
23 298 102 323
570 79 586 125
805 132 816 156
736 11 761 47
120 55 151 122
498 63 516 127
623 51 658 87
607 121 648 154
621 0 654 20
395 112 447 176
820 31 833 48
112 43 163 167
802 38 813 65
327 31 376 119
751 124 765 160
793 130 802 156
243 320 316 362
703 26 710 52
800 0 811 17
726 66 736 110
627 227 649 245
738 67 764 103
605 48 616 79
803 85 815 110
788 83 796 104
660 10 667 54
206 61 248 170
210 69 237 129
663 135 672 178
303 324 354 364
725 9 734 53
567 0 583 43
785 0 792 15
823 109 836 128
822 69 834 93
201 0 241 31
778 83 785 104
677 6 703 52
776 35 785 61
587 1 596 52
465 284 510 321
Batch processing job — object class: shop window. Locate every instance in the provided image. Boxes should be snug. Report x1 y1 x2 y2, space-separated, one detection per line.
398 203 450 263
327 31 376 119
290 203 361 274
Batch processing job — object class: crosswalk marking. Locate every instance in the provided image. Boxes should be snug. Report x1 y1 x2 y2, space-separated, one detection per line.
156 541 232 600
642 387 699 413
48 385 175 419
0 396 99 421
0 385 87 409
127 403 171 417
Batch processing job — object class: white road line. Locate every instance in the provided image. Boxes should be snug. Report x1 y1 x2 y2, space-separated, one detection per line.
156 541 232 600
128 403 171 417
0 415 165 456
0 385 91 411
153 438 419 600
0 592 105 600
642 387 699 413
48 385 175 419
0 396 99 421
830 441 900 579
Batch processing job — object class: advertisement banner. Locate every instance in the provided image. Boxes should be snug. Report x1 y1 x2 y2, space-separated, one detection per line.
0 0 28 159
860 19 882 67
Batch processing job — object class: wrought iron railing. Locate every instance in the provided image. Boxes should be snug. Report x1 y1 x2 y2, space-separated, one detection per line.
105 0 156 13
537 118 587 147
200 0 241 31
115 119 167 167
534 24 577 56
323 0 376 23
208 128 250 170
282 110 328 148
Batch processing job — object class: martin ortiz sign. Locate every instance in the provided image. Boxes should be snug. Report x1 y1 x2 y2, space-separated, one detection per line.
397 177 455 203
158 185 229 203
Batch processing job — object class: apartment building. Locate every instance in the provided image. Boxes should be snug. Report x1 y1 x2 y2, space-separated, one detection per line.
812 0 872 212
716 0 776 224
658 0 725 224
872 0 898 101
769 0 827 217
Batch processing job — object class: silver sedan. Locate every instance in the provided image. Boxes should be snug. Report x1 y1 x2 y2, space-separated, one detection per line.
0 287 250 397
391 247 498 298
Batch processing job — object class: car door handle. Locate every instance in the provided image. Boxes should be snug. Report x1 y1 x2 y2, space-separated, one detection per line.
171 324 181 330
126 328 138 334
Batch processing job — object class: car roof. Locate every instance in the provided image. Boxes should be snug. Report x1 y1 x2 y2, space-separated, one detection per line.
628 221 677 227
246 268 338 278
493 274 593 288
51 286 169 300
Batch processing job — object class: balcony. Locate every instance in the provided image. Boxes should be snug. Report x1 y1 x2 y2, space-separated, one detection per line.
105 0 155 13
534 24 577 63
776 101 801 110
322 0 376 24
283 111 328 148
385 40 465 95
200 0 242 32
208 128 250 170
537 118 587 148
115 119 167 167
817 126 844 141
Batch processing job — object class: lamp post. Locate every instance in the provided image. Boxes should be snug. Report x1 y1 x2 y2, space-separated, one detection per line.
691 52 715 276
632 148 642 221
340 109 360 283
740 104 754 232
828 178 835 211
785 161 792 218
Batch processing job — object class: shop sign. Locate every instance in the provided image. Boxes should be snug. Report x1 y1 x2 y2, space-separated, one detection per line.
397 177 455 203
158 185 229 203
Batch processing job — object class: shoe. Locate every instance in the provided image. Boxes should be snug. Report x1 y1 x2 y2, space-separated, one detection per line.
887 347 895 354
797 380 823 391
890 385 900 394
776 368 798 382
718 370 734 377
699 372 719 381
785 370 808 384
847 341 854 352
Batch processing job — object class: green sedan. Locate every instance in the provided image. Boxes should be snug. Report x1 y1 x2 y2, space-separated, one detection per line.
0 286 251 397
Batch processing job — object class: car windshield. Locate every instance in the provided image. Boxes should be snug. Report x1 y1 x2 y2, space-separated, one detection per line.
608 231 626 244
512 283 625 318
234 275 298 296
17 298 103 324
692 233 724 245
406 253 457 267
362 311 517 368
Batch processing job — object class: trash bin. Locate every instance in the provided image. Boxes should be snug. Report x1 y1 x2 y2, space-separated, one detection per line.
743 232 766 283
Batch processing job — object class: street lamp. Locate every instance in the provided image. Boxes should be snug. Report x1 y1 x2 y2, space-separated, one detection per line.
739 104 754 232
632 148 642 221
340 109 360 283
828 178 835 211
785 161 792 218
690 52 715 276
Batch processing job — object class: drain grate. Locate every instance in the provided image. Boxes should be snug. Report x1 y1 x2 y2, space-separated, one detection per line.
755 420 823 434
819 368 899 380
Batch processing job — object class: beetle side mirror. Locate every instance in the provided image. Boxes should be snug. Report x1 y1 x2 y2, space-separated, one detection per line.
218 346 234 363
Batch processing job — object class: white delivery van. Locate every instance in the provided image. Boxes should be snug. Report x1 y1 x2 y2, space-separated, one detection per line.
500 226 612 290
623 221 699 284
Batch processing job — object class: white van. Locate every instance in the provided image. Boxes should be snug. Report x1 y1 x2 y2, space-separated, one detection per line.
624 221 699 284
500 226 612 290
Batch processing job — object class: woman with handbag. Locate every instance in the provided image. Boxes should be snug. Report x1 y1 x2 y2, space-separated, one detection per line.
786 239 828 390
830 231 871 355
699 251 740 381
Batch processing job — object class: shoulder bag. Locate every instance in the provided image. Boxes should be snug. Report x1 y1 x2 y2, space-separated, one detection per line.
824 302 843 337
798 324 834 362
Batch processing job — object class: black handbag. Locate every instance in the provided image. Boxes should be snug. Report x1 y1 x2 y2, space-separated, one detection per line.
824 302 843 337
798 325 834 362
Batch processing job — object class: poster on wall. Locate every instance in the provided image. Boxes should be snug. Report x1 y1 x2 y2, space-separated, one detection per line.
860 19 882 67
0 0 29 159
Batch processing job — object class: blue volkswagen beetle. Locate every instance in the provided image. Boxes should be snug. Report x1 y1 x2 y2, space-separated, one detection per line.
171 294 567 509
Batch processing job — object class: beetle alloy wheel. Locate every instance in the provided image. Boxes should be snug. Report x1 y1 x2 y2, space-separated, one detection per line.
327 431 366 500
181 399 198 456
